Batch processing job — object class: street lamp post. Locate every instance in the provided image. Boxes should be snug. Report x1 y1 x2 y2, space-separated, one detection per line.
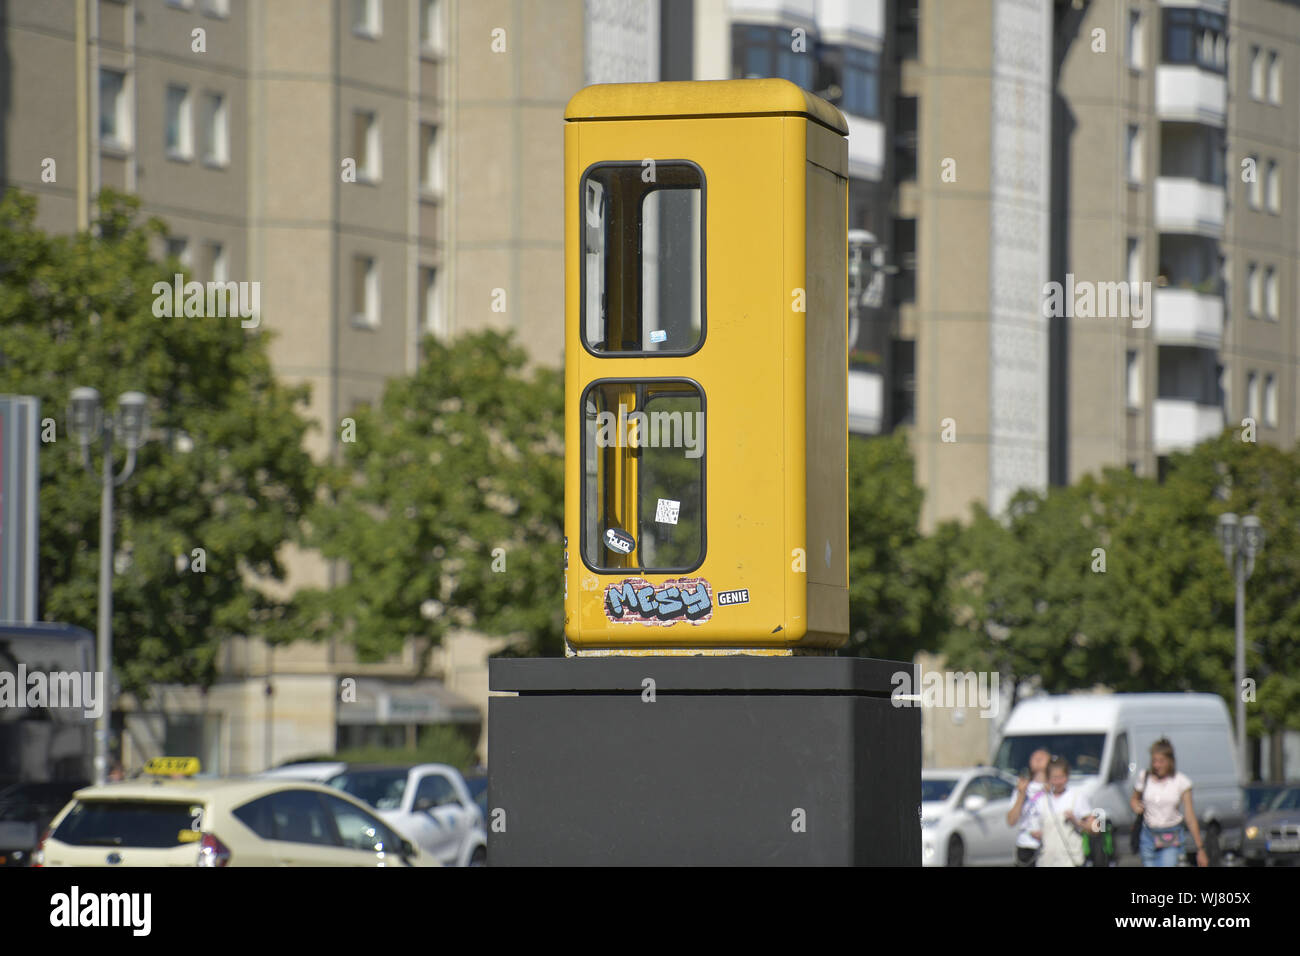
1216 512 1265 785
70 388 149 786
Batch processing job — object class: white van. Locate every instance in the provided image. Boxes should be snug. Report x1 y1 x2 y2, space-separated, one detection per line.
992 693 1242 862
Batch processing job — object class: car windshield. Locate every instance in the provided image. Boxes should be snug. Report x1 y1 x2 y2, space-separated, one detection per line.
1267 788 1300 812
921 778 960 803
326 770 409 810
52 799 197 848
993 734 1107 777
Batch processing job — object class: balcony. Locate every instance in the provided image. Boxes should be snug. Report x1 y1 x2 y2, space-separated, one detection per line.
1154 178 1224 237
846 114 885 181
1154 288 1223 348
1153 398 1223 453
1155 65 1226 126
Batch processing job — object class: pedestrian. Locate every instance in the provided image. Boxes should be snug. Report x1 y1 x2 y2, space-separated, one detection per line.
1036 756 1094 867
1131 738 1209 867
1006 747 1050 866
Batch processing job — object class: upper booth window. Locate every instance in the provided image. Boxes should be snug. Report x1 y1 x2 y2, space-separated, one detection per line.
581 161 705 355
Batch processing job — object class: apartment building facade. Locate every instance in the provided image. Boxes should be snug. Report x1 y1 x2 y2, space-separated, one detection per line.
0 0 658 771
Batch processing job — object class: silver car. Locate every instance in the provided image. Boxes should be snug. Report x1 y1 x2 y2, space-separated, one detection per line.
921 768 1021 867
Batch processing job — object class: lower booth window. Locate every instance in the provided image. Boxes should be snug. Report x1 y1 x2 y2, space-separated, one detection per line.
582 380 705 573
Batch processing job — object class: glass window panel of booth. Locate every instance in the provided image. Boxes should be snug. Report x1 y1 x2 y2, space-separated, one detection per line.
583 381 704 572
582 163 703 355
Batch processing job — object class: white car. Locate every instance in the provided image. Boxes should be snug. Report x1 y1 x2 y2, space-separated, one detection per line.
258 761 349 783
326 764 487 867
921 768 1021 867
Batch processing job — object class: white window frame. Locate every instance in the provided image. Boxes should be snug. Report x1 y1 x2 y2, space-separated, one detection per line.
1250 45 1265 100
207 241 228 283
421 0 445 56
165 84 193 160
352 0 382 39
99 68 131 150
1126 349 1141 410
200 90 229 167
353 255 380 328
354 110 381 183
1126 124 1142 184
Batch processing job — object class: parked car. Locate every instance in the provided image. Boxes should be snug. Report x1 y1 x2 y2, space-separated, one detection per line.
921 768 1021 866
36 762 434 867
258 760 349 783
992 693 1241 864
0 780 89 866
326 764 487 866
464 775 489 822
1239 786 1300 866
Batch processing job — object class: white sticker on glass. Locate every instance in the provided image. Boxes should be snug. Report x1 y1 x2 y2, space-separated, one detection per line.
655 498 681 525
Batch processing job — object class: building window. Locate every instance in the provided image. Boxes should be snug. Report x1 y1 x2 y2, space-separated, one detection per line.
165 85 192 160
1127 237 1141 286
836 46 881 119
1265 160 1280 213
1126 125 1142 183
1267 51 1282 103
100 69 130 149
1126 350 1141 410
165 0 193 8
896 0 919 60
1128 10 1143 70
353 110 381 182
165 236 191 268
352 0 381 38
206 241 227 283
420 123 443 195
732 23 815 90
1161 8 1226 74
420 0 444 55
1247 263 1261 317
353 255 379 328
1250 46 1265 99
200 91 228 167
1246 371 1260 420
581 162 705 356
200 0 229 16
1248 155 1262 209
1263 374 1277 427
1264 266 1278 320
420 266 444 337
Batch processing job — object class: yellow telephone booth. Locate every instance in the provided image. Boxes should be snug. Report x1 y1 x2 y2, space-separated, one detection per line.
563 78 849 654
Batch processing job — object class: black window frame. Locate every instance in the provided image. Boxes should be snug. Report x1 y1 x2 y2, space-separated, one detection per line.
579 160 707 359
580 376 707 575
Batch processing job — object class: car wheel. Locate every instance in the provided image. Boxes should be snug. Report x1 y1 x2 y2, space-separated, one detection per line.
947 835 964 867
469 846 487 867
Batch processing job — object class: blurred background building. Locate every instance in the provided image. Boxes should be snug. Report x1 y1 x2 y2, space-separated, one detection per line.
1 0 1295 770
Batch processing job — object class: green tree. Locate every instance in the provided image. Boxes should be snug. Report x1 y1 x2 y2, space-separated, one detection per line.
846 433 952 663
295 330 564 661
0 190 316 696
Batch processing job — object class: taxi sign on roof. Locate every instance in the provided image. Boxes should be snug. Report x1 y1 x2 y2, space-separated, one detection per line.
143 756 200 776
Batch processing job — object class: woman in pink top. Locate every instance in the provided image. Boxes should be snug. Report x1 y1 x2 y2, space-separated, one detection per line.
1131 738 1209 867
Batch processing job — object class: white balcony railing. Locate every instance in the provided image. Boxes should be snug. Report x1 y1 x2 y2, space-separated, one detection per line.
845 114 885 181
848 368 883 435
1153 398 1224 453
1155 65 1226 126
1155 177 1225 236
1154 288 1224 348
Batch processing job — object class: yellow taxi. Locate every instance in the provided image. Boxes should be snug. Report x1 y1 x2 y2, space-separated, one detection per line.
35 758 437 867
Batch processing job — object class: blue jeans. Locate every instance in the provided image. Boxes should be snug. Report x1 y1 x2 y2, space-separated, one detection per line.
1140 824 1184 867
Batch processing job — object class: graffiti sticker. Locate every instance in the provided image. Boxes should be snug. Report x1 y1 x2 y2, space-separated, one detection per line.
604 577 713 625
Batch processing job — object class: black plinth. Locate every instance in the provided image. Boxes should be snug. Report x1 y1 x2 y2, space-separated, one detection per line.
486 656 920 866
